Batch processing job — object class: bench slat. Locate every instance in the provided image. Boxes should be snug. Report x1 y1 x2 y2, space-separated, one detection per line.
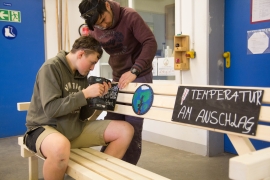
72 149 150 180
214 125 270 143
117 93 176 109
112 104 173 123
17 102 30 111
70 152 129 180
120 83 270 104
81 148 170 180
120 83 178 95
67 160 108 180
260 106 270 122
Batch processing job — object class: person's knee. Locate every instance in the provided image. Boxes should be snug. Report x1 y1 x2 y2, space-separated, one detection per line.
53 138 70 160
121 121 134 138
104 121 134 143
42 133 70 161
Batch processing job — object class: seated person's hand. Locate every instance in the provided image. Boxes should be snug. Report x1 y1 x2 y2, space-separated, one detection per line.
83 83 105 98
103 81 111 95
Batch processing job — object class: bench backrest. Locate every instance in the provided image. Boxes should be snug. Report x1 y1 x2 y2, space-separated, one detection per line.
17 83 270 155
112 83 270 155
114 83 270 140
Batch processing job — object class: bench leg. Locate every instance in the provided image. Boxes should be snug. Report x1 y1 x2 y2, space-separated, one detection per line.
28 156 38 180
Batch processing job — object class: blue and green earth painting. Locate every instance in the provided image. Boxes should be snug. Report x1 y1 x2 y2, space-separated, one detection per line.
132 84 154 115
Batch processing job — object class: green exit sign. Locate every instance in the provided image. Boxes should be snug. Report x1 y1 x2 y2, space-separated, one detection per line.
0 9 21 23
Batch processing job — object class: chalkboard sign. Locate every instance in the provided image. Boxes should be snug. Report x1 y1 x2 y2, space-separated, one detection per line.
171 86 264 135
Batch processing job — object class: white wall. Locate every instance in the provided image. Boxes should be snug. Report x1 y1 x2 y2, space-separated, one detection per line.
44 0 223 156
44 0 84 59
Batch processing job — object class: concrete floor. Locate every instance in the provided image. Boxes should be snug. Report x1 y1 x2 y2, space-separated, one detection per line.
0 136 235 180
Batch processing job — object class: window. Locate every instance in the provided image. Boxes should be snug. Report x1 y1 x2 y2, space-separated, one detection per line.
133 0 175 57
133 0 175 80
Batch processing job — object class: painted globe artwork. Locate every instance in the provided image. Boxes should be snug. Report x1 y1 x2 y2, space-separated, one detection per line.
132 84 154 115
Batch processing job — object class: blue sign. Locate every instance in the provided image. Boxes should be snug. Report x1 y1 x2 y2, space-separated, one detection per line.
132 84 154 115
2 25 17 39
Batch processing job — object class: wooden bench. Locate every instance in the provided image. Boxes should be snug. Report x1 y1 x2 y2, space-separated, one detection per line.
18 83 270 180
17 103 170 180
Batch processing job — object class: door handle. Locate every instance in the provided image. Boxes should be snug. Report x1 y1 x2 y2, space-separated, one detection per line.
223 52 230 68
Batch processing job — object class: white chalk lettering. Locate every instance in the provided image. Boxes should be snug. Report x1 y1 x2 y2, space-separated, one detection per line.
224 113 231 126
202 90 209 100
210 111 218 124
184 106 192 120
230 91 239 102
243 117 254 134
196 90 203 100
217 90 224 100
177 106 186 119
177 106 192 120
195 109 205 122
202 110 210 123
189 89 261 104
256 91 262 105
224 90 232 100
209 90 217 99
193 110 255 134
238 90 263 105
218 113 225 126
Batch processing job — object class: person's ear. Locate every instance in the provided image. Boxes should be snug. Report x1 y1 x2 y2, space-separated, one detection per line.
105 1 110 11
77 50 84 59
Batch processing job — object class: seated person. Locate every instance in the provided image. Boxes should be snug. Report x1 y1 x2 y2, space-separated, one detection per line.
23 35 134 180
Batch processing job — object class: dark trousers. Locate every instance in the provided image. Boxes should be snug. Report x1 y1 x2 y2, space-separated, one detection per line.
101 72 153 165
101 113 143 165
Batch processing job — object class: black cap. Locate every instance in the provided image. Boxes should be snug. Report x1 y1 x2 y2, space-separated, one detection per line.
79 0 100 31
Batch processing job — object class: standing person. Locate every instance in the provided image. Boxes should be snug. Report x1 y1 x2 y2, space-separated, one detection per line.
23 35 134 180
79 0 158 165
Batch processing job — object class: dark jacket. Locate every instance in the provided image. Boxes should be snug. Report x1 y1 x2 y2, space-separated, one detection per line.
90 1 157 81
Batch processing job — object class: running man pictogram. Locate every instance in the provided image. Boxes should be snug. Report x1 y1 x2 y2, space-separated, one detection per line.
11 11 19 22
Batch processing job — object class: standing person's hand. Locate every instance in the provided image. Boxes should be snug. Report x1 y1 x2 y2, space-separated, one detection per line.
118 71 136 89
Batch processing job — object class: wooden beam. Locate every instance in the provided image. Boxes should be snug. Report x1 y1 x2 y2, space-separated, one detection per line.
28 156 38 180
227 135 255 155
229 147 270 180
17 102 30 111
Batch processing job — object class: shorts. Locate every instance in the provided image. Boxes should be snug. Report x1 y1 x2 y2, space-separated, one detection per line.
24 120 111 158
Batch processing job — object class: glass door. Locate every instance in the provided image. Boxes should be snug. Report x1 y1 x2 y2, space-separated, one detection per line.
133 0 175 81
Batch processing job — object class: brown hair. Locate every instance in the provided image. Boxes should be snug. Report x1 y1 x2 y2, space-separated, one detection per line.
70 35 103 59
